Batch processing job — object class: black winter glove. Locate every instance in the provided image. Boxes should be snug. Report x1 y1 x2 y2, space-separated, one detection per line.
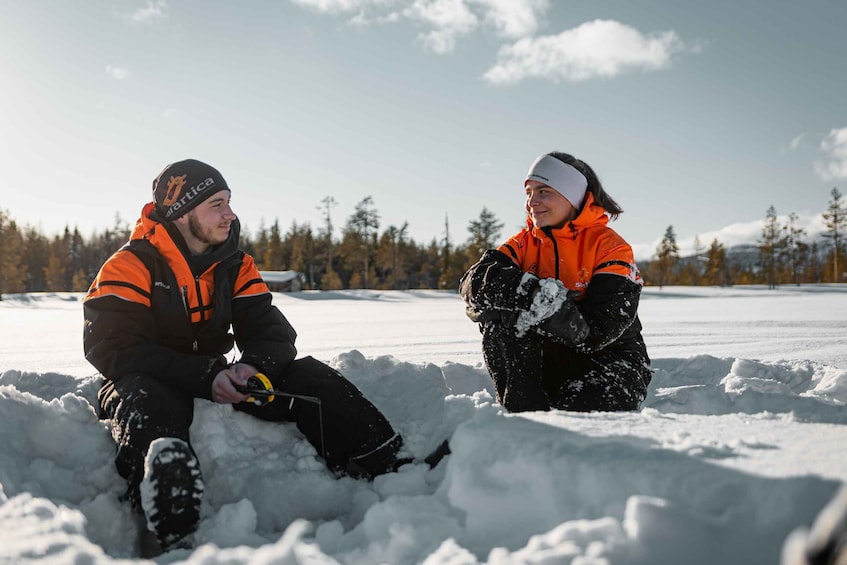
534 296 590 345
460 250 538 323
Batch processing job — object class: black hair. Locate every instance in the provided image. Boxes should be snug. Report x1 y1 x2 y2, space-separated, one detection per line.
547 152 623 220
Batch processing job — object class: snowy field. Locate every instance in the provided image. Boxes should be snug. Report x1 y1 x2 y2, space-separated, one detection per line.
1 285 846 564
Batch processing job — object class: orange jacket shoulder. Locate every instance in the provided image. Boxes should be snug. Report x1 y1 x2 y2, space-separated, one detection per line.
234 254 270 298
85 249 152 307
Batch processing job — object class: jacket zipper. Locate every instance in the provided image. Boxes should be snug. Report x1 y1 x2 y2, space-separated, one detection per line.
182 285 198 351
194 275 206 322
542 227 561 280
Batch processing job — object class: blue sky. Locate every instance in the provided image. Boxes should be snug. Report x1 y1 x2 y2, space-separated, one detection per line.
1 0 845 260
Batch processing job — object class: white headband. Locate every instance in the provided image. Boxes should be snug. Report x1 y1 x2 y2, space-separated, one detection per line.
525 155 588 210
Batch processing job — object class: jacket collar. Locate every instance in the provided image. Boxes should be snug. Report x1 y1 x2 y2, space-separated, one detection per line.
527 191 609 239
131 202 241 275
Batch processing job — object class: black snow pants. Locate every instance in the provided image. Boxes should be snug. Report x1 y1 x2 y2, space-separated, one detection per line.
99 355 401 508
481 321 651 413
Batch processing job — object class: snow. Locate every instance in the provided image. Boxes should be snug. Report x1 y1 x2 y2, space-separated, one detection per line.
1 285 846 564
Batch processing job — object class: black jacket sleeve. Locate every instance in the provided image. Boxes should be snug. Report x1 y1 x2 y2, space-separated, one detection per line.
575 273 643 353
231 293 298 378
83 296 222 399
459 249 538 323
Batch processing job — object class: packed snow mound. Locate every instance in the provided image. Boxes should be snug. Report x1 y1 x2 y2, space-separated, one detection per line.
646 355 847 423
1 350 846 564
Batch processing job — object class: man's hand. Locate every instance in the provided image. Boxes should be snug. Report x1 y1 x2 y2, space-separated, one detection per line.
211 363 260 404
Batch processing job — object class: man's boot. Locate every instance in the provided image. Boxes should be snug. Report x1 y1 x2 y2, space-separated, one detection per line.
140 438 203 552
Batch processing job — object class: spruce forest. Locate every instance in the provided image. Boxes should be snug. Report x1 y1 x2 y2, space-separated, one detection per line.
1 188 844 297
642 187 846 288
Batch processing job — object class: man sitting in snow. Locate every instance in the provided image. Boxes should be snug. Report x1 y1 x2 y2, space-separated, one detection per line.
83 159 412 554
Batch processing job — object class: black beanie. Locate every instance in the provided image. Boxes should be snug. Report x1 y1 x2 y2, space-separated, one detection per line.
153 159 229 221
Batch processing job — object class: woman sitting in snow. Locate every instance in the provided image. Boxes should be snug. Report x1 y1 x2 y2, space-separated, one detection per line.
460 151 652 413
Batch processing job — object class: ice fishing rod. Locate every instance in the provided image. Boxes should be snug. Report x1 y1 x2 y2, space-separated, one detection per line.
235 373 326 461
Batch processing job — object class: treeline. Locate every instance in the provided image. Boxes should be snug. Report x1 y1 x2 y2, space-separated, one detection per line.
3 188 845 297
641 187 847 287
0 197 507 296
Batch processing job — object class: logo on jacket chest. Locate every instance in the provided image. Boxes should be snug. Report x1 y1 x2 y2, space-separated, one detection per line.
571 266 590 290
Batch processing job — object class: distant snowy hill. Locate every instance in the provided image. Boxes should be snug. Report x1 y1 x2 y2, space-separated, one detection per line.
633 212 829 262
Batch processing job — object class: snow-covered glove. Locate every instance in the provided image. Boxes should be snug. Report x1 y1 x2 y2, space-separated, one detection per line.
515 278 567 335
515 278 589 345
535 297 590 345
460 250 539 323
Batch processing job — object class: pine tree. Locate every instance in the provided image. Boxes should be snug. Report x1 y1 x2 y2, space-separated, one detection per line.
438 214 453 290
0 210 28 297
344 196 380 289
806 241 824 283
822 187 846 282
72 269 90 292
317 196 337 286
377 223 409 289
321 266 343 290
285 221 311 286
759 205 784 289
435 215 464 290
252 219 269 269
44 229 71 291
654 225 680 288
22 227 50 291
68 227 88 290
782 212 807 286
263 220 284 271
466 207 504 264
680 235 705 285
704 238 727 286
413 238 441 289
691 235 705 285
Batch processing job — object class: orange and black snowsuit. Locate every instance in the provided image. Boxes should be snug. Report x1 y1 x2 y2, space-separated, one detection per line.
85 203 403 511
461 193 651 412
84 202 297 398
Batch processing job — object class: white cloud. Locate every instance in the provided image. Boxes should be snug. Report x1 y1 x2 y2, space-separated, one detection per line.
783 132 806 153
291 0 375 15
105 65 130 80
291 0 550 53
417 28 460 54
405 0 478 54
814 127 847 180
468 0 548 39
482 19 686 85
132 0 167 23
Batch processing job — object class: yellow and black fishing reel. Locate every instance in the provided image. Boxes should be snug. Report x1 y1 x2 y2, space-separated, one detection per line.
234 372 327 459
237 373 276 406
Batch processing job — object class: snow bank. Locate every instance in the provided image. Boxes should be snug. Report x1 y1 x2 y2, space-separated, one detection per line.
1 350 845 564
1 289 846 564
